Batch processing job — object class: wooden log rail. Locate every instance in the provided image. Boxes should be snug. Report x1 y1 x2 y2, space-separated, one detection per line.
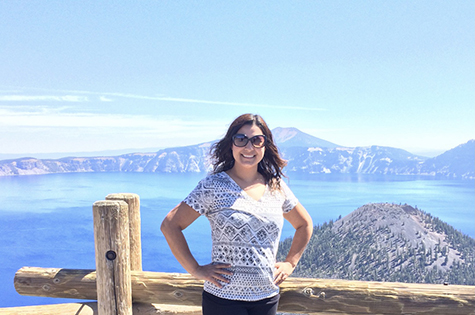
12 266 475 315
0 302 201 315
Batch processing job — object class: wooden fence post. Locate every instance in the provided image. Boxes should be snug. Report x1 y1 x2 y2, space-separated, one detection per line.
93 200 132 315
105 193 142 271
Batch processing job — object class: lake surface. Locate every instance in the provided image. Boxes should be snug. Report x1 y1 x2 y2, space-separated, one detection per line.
0 172 474 307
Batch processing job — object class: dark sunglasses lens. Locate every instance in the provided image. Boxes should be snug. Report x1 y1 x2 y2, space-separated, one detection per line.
233 135 248 147
251 136 266 147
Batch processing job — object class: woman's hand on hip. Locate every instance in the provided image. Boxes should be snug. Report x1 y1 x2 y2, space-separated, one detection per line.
191 263 233 288
274 261 294 285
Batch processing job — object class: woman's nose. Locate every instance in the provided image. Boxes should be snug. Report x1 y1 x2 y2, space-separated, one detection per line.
245 140 255 149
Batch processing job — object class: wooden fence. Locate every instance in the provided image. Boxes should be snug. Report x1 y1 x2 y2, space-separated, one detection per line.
0 193 473 315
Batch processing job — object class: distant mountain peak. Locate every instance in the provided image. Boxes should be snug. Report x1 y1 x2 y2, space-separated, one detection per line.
272 127 300 142
272 127 340 148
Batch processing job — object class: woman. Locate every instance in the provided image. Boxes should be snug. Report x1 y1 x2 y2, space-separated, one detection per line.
161 114 313 315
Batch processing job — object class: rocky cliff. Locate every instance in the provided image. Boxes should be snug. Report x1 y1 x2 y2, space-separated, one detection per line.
1 129 473 179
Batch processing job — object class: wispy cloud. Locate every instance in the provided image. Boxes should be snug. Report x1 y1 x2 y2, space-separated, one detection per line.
99 96 113 102
150 96 326 111
0 106 223 137
0 95 88 102
95 92 326 111
2 87 326 111
0 104 224 153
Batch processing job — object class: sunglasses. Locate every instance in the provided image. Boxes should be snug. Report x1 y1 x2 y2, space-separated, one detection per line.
232 134 267 148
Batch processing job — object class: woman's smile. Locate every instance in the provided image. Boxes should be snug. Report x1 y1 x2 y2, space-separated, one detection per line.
231 124 266 170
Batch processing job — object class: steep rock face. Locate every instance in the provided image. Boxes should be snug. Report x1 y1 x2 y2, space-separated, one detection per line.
0 144 211 175
278 203 475 284
281 146 424 175
120 153 158 172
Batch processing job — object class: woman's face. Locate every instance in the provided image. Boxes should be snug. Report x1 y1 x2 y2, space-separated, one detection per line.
231 123 266 171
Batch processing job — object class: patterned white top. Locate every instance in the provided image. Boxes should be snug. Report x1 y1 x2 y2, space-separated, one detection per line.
183 172 299 301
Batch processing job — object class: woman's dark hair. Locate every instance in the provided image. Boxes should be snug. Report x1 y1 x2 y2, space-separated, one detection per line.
210 113 287 189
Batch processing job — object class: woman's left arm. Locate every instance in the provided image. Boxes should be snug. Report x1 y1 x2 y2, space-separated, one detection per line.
274 202 313 285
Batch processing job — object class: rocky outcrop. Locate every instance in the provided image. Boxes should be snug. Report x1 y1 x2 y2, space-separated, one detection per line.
278 203 475 285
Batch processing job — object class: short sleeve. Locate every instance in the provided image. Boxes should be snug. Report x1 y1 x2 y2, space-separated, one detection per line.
183 176 214 215
280 180 299 213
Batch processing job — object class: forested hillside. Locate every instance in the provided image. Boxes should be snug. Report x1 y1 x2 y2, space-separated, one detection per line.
278 203 475 285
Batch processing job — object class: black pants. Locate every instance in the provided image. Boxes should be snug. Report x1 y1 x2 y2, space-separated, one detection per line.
202 291 280 315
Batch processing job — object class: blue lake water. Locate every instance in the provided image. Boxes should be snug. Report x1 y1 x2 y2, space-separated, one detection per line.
0 172 474 307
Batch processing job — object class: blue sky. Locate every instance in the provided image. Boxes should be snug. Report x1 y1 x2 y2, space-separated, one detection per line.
0 1 473 158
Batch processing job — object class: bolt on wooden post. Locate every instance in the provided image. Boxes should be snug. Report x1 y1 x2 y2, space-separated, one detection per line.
93 200 132 315
105 193 142 272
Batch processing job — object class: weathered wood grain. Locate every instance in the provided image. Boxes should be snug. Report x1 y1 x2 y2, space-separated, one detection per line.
105 193 142 271
14 267 475 314
93 200 132 315
0 302 202 315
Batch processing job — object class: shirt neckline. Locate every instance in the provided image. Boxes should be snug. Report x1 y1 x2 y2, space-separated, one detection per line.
221 171 268 202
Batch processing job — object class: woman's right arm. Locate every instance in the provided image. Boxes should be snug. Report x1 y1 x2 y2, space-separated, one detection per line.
160 202 232 287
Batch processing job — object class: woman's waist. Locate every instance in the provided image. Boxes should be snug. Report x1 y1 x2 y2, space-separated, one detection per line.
204 265 279 301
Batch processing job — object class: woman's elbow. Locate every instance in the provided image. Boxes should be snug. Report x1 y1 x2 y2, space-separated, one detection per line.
300 216 313 240
160 216 173 235
307 217 314 232
300 212 313 234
